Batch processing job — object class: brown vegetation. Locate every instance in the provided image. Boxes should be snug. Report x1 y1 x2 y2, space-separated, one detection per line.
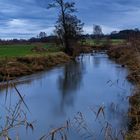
0 52 70 82
31 45 47 52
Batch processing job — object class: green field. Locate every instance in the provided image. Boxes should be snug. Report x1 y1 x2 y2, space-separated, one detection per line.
0 39 125 58
83 39 125 46
0 43 62 58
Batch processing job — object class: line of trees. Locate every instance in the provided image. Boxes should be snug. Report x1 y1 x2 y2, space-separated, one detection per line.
1 29 140 43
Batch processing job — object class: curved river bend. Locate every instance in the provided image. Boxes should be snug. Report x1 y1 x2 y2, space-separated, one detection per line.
0 52 133 140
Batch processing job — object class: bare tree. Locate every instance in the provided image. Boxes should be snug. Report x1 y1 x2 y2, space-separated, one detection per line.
37 32 47 38
48 0 84 56
93 25 103 36
93 25 103 45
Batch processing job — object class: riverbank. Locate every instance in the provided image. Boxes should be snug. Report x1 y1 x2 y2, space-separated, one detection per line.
0 40 120 83
107 46 140 139
0 52 70 82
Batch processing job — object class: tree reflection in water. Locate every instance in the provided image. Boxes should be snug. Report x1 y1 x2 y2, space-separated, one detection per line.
58 59 85 110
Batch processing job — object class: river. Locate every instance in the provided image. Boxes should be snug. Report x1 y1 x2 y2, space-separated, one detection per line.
0 52 133 140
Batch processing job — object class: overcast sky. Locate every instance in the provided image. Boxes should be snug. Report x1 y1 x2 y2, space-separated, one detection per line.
0 0 140 39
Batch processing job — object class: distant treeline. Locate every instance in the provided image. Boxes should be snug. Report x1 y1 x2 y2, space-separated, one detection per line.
0 36 59 45
82 29 140 40
0 29 140 44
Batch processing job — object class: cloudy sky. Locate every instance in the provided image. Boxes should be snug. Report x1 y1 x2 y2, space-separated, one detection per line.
0 0 140 39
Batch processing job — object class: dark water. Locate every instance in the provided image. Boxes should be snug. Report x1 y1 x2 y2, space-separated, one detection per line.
0 53 133 140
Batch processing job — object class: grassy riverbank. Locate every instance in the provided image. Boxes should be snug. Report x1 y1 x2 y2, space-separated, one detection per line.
0 42 96 82
0 43 70 82
0 39 126 82
0 52 70 81
107 46 140 139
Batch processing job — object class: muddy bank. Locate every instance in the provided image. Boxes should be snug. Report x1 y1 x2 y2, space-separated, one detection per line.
0 52 70 82
107 46 140 139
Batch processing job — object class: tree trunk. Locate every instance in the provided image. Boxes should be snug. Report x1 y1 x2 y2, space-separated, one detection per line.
60 0 73 56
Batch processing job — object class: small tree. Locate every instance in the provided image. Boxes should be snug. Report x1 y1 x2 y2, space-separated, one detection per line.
93 25 103 45
93 25 103 36
48 0 84 55
37 32 47 38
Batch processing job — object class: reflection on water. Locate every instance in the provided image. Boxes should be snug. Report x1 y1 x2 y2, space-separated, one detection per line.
58 60 85 110
93 53 102 68
0 52 133 140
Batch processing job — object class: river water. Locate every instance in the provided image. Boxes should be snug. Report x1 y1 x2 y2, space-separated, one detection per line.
0 52 133 140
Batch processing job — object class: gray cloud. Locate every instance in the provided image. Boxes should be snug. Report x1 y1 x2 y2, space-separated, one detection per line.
0 0 140 38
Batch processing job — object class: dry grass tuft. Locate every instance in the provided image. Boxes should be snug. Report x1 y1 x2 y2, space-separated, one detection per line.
0 52 70 82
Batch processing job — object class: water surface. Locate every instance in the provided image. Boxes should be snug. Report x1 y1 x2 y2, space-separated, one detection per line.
0 52 133 140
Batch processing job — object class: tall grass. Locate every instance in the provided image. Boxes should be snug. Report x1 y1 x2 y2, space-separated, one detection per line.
0 66 34 139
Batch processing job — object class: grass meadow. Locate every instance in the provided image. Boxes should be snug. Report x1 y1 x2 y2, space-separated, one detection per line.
84 39 124 46
0 39 124 58
0 43 63 58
